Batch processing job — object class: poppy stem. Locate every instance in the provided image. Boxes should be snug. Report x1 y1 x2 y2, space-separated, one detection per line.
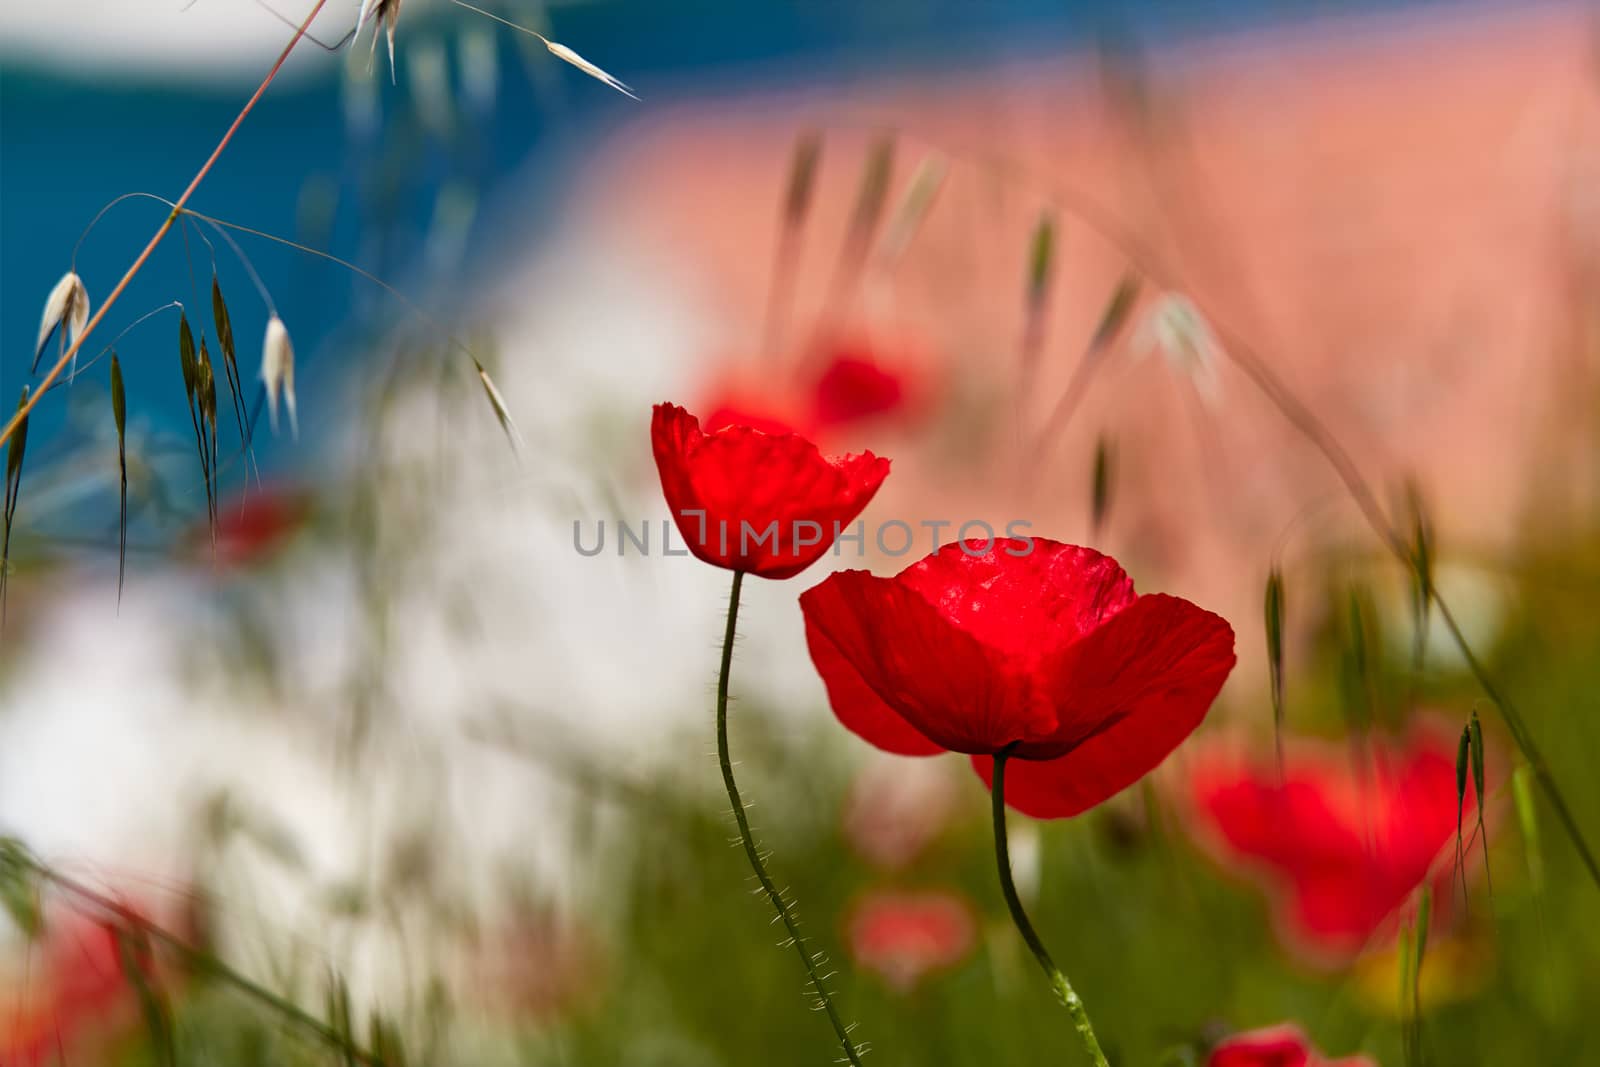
715 570 866 1066
991 752 1110 1067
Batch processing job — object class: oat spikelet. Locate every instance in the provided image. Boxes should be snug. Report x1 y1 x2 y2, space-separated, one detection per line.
359 0 401 82
1134 292 1222 405
473 358 523 453
34 271 90 377
544 41 637 100
261 315 297 438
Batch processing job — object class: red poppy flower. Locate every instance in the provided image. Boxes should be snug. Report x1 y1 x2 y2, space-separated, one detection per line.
1188 725 1472 961
186 484 311 569
652 402 890 579
812 353 906 428
800 539 1236 818
2 907 147 1066
1207 1024 1375 1067
846 888 976 992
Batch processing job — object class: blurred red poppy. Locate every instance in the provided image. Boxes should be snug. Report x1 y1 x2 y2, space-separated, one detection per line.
1188 725 1472 962
1207 1024 1375 1067
801 539 1235 817
2 908 146 1066
697 332 927 441
810 346 909 429
187 484 312 569
652 402 890 579
846 888 976 992
698 369 809 437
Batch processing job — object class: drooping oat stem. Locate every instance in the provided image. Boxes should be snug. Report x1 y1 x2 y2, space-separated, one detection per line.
714 571 867 1066
0 0 332 450
991 752 1110 1067
180 208 524 451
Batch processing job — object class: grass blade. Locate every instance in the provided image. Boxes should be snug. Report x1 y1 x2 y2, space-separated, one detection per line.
1264 567 1286 770
212 273 250 443
111 354 128 606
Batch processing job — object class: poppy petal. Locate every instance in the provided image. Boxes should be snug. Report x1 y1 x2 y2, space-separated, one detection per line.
972 594 1235 817
804 606 945 756
801 570 1055 754
899 540 1136 661
652 403 888 579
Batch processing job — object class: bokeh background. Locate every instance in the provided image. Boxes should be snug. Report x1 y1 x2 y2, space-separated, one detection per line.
2 1 1599 1063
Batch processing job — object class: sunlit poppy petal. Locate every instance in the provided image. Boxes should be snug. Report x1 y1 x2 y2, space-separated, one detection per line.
1207 1023 1375 1067
969 594 1237 816
801 569 1054 753
898 540 1136 661
801 538 1235 819
652 403 889 579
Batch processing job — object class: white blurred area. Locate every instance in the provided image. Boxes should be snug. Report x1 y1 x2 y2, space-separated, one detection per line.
0 0 372 76
0 218 839 1007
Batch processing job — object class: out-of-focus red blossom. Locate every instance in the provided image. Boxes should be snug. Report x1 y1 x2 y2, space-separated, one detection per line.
846 889 976 993
2 907 150 1066
1187 725 1474 962
697 333 927 439
801 539 1236 818
189 484 312 569
698 370 809 437
473 909 602 1022
811 353 906 428
806 333 925 430
842 755 961 870
1207 1024 1376 1067
651 402 890 579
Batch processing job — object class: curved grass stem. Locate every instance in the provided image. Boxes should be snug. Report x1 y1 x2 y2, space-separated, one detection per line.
991 752 1110 1067
0 0 331 450
715 570 866 1066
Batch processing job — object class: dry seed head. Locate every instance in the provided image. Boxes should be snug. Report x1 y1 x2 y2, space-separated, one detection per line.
1092 275 1141 350
1091 435 1115 535
544 41 638 100
359 0 402 81
36 270 90 371
110 353 126 438
1027 213 1057 307
1135 292 1223 405
261 315 297 439
877 154 946 265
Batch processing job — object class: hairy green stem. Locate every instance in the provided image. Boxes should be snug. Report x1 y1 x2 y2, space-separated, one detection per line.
716 570 865 1066
991 753 1110 1067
